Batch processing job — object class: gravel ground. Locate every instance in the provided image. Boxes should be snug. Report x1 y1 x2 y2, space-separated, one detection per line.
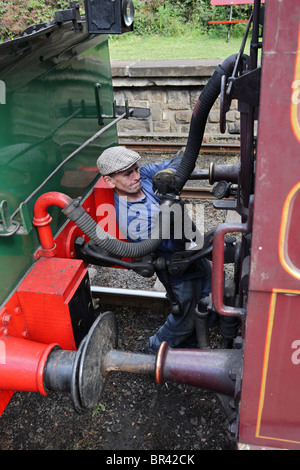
0 150 239 452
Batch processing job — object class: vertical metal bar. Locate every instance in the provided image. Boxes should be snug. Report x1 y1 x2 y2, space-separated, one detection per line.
227 5 233 43
251 0 261 70
94 82 104 125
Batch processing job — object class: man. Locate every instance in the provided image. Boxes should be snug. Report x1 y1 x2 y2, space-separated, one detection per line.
97 146 211 355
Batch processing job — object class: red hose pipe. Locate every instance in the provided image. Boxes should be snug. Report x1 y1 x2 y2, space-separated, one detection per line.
33 192 72 257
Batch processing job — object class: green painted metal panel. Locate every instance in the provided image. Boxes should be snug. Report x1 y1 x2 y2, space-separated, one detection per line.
0 23 118 305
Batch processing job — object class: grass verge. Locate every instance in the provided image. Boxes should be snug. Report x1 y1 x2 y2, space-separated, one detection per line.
108 33 250 61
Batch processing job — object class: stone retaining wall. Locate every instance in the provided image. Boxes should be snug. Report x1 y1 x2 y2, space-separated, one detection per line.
111 59 240 140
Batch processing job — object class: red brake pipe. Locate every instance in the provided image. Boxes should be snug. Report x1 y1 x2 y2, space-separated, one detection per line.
0 193 73 397
33 191 72 257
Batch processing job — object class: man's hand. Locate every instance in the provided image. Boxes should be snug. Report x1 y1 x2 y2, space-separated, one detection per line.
152 168 176 195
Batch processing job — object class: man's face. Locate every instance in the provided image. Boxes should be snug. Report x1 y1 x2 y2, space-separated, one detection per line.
103 163 142 198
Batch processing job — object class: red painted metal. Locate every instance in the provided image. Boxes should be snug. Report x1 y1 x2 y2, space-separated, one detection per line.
53 190 96 259
16 257 86 349
43 181 123 260
33 192 72 257
93 176 127 240
208 20 248 24
92 177 130 266
209 0 263 28
0 256 88 415
0 336 58 395
0 391 14 416
212 220 249 319
211 1 264 5
238 0 300 450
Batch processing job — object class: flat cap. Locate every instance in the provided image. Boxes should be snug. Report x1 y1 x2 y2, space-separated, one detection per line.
97 146 141 176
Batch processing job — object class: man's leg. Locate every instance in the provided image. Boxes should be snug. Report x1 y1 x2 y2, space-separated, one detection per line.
147 274 211 355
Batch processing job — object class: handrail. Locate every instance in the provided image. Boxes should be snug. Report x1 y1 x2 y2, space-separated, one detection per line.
212 196 254 318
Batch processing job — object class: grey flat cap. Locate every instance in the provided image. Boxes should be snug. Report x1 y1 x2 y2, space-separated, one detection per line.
97 146 141 175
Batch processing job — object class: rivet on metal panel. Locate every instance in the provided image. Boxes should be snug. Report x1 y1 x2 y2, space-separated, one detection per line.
14 307 21 315
1 313 12 327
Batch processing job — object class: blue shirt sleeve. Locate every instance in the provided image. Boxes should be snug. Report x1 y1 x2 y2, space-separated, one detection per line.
139 155 182 180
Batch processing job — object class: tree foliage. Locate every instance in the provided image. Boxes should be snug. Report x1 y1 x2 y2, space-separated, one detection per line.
0 0 250 41
132 0 250 36
0 0 84 40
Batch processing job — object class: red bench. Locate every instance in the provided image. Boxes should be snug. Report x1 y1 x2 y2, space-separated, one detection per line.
208 0 265 41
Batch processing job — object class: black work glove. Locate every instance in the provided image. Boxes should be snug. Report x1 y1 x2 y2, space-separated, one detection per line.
152 168 176 195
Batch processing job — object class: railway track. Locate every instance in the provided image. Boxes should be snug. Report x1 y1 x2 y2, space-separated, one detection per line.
120 140 240 155
91 285 169 313
181 186 220 199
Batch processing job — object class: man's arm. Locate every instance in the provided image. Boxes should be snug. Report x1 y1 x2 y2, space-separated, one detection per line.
140 151 183 181
150 151 184 195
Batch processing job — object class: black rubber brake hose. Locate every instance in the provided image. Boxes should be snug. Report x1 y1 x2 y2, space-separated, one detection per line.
173 54 238 194
63 197 174 259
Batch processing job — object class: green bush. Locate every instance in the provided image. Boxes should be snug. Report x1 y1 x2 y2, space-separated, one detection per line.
0 0 250 41
0 0 85 40
133 1 188 36
132 0 251 37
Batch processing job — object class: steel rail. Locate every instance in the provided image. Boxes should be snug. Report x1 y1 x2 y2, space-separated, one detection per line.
182 186 218 199
91 285 169 313
120 140 240 155
91 286 166 299
148 186 233 200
